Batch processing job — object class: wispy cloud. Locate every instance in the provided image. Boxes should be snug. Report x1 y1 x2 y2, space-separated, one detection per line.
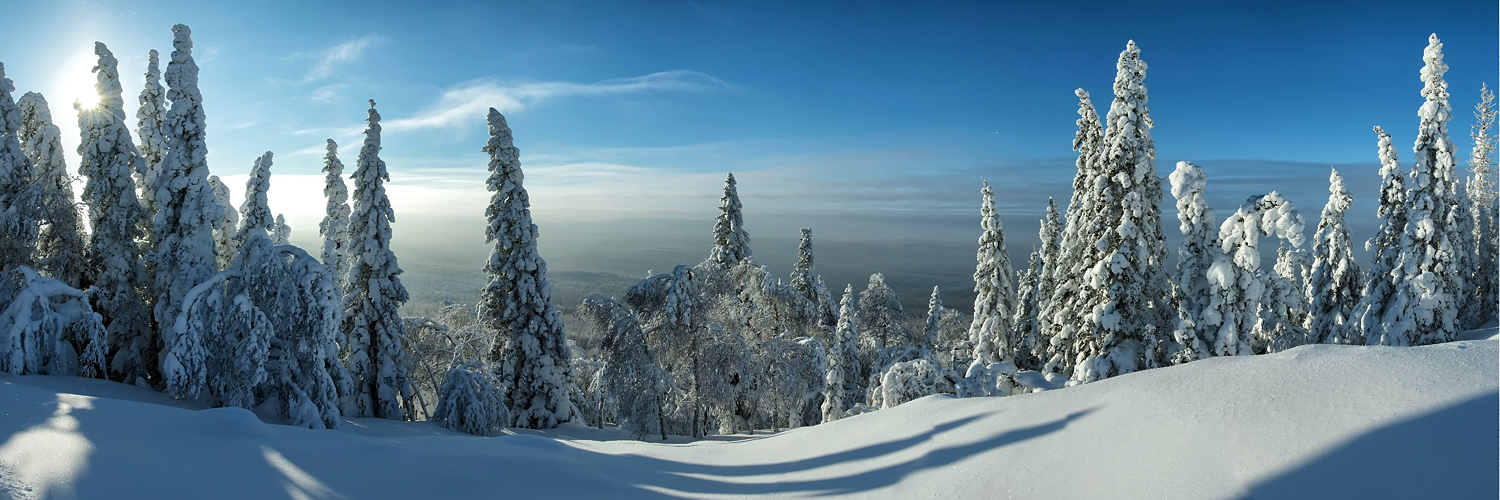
300 35 388 82
307 84 347 104
383 70 735 132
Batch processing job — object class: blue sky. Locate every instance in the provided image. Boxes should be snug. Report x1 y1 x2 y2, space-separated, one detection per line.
1 0 1496 307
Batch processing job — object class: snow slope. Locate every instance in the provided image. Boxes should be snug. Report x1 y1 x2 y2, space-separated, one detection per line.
1 334 1495 499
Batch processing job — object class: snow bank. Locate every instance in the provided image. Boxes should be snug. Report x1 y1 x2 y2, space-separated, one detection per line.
0 338 1494 499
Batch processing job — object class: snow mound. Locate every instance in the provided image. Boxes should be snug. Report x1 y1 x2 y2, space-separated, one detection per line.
0 340 1494 499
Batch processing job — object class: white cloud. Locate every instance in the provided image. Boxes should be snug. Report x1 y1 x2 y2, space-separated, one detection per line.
383 70 734 132
301 35 388 82
307 83 346 104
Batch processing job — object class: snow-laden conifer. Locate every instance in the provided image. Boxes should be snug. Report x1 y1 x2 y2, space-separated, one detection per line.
1465 84 1498 326
1377 34 1464 346
823 284 861 421
432 362 509 436
1011 249 1042 370
1040 89 1104 376
1307 168 1363 343
136 49 167 172
0 266 107 378
1072 40 1173 382
17 92 86 288
0 63 39 273
477 108 573 429
1258 245 1311 353
342 100 413 420
76 43 153 384
272 214 291 245
145 24 225 353
968 180 1015 365
208 175 238 270
858 273 911 376
1026 199 1062 369
1168 161 1218 362
319 139 351 287
579 294 669 440
1351 127 1407 344
1201 193 1305 356
789 228 836 327
707 173 751 267
240 152 275 237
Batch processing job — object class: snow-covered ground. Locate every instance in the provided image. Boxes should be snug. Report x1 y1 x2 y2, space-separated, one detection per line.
2 330 1495 499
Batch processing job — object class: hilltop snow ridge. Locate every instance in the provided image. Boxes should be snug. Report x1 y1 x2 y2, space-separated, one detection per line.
1 331 1493 499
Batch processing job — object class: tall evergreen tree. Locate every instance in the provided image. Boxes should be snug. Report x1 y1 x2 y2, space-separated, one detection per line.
136 49 167 173
1040 89 1104 376
342 100 412 420
707 173 751 267
787 229 836 328
319 139 351 287
0 63 38 273
1168 161 1217 362
1072 40 1171 382
272 214 291 245
17 92 86 288
968 180 1016 365
208 175 238 270
76 43 153 384
1202 193 1306 356
1011 248 1042 371
1463 84 1497 326
822 284 860 422
1027 198 1062 368
1352 126 1407 344
239 152 275 236
478 108 573 429
145 24 225 347
1307 168 1363 343
1377 34 1464 346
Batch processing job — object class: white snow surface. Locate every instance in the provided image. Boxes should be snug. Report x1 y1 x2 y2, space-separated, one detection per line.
1 333 1495 499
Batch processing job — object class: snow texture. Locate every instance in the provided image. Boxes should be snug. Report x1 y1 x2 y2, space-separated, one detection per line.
478 107 573 429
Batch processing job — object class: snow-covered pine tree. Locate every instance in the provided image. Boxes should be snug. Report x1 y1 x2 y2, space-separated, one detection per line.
319 139 351 288
136 49 167 174
0 63 39 273
823 284 861 420
789 228 837 327
858 273 912 374
240 152 275 237
145 24 226 357
272 214 291 245
76 43 153 385
1377 34 1464 346
1072 40 1173 382
1307 168 1364 343
1040 89 1105 376
707 173 751 267
1463 84 1497 327
0 266 108 378
17 92 86 288
477 107 573 429
968 179 1016 365
1202 192 1306 356
923 286 948 362
1026 198 1062 369
1351 127 1407 345
342 100 413 420
1011 249 1042 371
1168 161 1218 362
579 294 669 440
1259 244 1311 353
208 175 238 270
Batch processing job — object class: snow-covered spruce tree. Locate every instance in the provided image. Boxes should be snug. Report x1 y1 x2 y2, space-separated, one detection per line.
789 228 837 327
1040 89 1105 376
432 362 509 436
145 23 226 356
272 214 291 245
1463 84 1497 327
1025 198 1062 369
0 266 108 378
755 334 824 431
208 175 238 270
821 284 858 423
319 139 351 288
240 152 275 237
76 43 154 385
968 180 1016 365
1071 40 1173 382
342 100 413 420
1377 34 1465 346
1307 168 1364 343
0 63 39 273
1168 161 1218 362
1351 127 1407 344
923 286 948 361
1011 249 1043 370
136 49 167 174
477 108 573 429
707 173 751 268
18 92 86 288
579 294 670 440
1259 244 1311 353
858 273 912 375
1201 192 1306 356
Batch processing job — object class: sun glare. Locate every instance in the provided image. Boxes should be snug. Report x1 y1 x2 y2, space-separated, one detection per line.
73 86 100 109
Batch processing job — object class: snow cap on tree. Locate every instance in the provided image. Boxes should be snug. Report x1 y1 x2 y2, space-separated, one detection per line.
478 107 574 429
708 172 751 267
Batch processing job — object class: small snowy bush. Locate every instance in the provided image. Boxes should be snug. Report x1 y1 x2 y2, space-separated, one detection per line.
433 363 510 436
876 358 947 409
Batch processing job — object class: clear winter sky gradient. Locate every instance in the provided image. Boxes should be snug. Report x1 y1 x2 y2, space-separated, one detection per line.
2 0 1497 309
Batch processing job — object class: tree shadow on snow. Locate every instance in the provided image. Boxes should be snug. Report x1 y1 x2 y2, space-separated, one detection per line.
616 408 1096 497
1238 392 1499 500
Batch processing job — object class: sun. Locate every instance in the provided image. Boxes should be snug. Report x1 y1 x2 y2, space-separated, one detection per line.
73 84 100 109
